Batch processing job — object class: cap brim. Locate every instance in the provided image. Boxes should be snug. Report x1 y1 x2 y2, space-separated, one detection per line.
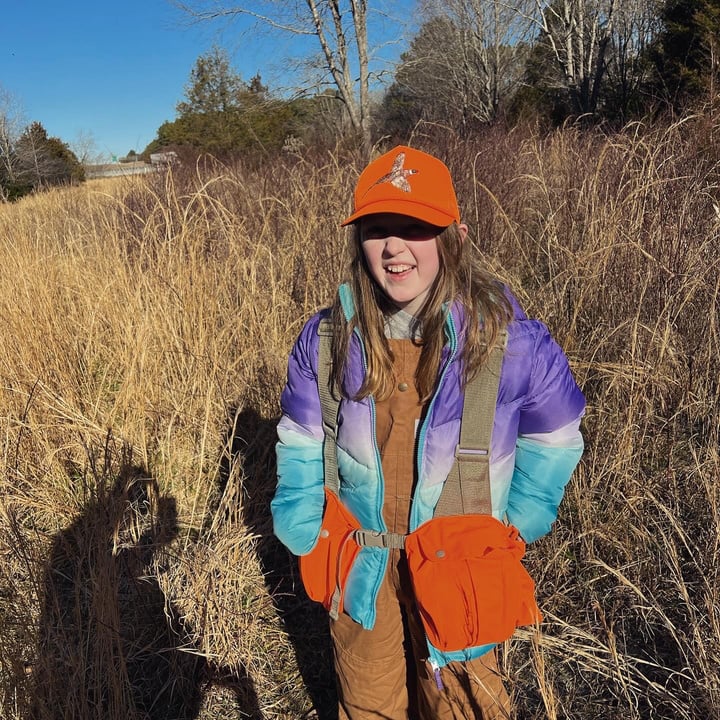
341 199 458 228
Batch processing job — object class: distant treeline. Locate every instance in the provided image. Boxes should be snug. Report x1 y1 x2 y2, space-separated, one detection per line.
2 0 719 200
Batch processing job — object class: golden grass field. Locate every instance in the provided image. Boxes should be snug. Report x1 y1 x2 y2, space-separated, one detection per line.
0 118 718 719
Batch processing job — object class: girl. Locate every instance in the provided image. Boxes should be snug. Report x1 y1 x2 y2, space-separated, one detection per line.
272 146 585 719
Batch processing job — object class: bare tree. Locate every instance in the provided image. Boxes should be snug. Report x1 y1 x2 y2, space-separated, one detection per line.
174 0 375 156
604 0 661 117
70 130 104 166
0 86 25 200
417 0 535 123
530 0 620 115
523 0 666 118
15 122 54 187
14 122 82 189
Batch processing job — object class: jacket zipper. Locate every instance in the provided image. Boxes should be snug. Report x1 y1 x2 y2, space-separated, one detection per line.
411 313 458 532
413 311 457 680
353 326 388 629
353 327 387 530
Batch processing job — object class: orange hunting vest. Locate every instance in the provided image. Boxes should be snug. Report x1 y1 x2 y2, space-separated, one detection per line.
299 320 541 650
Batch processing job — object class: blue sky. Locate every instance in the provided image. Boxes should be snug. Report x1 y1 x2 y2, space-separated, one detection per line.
2 2 415 163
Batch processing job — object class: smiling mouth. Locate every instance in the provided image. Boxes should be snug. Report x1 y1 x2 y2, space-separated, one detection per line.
386 264 413 274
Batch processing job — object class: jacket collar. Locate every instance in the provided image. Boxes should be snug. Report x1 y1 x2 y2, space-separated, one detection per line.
338 283 356 321
337 282 460 354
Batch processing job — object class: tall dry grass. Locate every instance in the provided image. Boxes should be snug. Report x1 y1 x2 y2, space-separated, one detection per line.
0 120 717 719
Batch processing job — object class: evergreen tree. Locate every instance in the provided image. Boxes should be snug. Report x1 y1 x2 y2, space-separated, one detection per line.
176 46 245 116
10 122 83 198
147 48 329 158
650 0 720 111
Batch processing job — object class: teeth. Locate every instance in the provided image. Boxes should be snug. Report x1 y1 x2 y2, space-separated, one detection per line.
387 265 412 273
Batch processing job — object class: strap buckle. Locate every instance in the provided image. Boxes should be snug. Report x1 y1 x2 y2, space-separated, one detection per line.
454 445 489 462
353 529 407 549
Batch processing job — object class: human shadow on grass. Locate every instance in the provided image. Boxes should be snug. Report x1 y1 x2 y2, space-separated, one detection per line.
34 461 259 719
218 406 338 720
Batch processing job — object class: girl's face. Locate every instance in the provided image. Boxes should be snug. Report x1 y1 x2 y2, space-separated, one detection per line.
359 213 443 316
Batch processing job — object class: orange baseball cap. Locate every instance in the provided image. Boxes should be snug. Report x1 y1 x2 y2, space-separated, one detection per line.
341 145 461 227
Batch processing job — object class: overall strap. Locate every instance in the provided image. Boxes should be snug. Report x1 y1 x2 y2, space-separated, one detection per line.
433 332 507 518
317 317 351 620
317 318 340 496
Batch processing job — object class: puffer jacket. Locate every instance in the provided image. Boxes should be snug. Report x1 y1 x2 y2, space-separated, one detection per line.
272 284 585 667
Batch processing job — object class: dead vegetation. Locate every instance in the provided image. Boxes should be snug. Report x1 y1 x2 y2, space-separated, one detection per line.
0 119 718 719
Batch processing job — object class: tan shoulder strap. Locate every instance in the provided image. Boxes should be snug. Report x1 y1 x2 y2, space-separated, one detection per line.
433 332 507 518
317 318 340 496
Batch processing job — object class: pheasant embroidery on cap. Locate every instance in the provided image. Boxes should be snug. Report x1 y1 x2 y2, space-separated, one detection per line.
369 152 418 193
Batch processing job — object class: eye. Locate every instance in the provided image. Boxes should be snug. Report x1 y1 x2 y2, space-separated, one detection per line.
362 225 387 240
403 223 437 239
405 225 426 237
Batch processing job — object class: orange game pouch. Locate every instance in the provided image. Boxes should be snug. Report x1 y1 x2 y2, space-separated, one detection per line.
299 488 362 614
404 514 542 651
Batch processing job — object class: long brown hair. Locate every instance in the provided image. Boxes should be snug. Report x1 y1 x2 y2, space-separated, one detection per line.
330 222 513 403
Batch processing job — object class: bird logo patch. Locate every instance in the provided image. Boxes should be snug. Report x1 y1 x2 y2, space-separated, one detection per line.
368 152 418 193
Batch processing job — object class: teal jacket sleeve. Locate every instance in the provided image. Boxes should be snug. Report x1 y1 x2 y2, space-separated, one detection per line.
271 314 326 556
273 422 325 555
506 430 583 543
506 324 585 543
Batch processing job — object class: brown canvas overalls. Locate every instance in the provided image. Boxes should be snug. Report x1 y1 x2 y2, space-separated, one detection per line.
331 339 512 719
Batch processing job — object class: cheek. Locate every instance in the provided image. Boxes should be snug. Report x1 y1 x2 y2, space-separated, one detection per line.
430 252 441 276
419 244 441 278
361 242 381 272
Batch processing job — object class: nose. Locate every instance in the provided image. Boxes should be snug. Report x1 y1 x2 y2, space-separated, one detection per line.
382 235 406 256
